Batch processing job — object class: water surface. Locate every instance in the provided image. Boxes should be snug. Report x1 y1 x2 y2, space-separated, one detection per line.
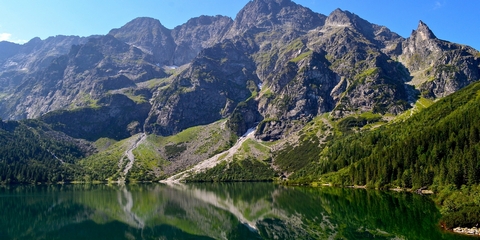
0 183 473 239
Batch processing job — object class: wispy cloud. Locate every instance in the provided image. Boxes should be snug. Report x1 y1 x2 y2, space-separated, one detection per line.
434 0 446 10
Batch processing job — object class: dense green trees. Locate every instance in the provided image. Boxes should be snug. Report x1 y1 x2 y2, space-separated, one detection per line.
277 81 480 228
186 157 275 182
0 120 85 183
281 81 480 190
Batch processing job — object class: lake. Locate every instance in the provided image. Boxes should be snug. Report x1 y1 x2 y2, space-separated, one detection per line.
0 182 474 239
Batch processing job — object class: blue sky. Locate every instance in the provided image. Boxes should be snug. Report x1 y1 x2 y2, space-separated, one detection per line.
0 0 478 50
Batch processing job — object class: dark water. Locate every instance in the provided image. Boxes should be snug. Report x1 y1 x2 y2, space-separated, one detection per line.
0 183 475 240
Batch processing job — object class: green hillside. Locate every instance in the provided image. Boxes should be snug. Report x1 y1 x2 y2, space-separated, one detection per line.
0 120 87 183
277 81 480 228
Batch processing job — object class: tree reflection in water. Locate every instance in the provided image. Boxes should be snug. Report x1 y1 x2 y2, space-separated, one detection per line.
0 183 474 240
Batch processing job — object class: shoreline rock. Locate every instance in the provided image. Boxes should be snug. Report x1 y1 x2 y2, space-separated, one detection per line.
453 226 480 236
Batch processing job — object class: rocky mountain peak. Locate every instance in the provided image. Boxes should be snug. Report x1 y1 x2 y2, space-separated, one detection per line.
413 20 437 41
325 8 354 27
182 15 232 27
171 15 233 65
109 17 165 33
109 17 175 65
324 8 376 36
402 20 440 58
225 0 325 38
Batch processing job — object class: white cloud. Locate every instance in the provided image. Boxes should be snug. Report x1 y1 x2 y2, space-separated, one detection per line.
0 33 12 41
434 1 446 10
0 33 27 44
14 39 28 44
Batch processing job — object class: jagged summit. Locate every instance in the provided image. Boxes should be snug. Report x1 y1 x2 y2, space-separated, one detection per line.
324 8 377 36
225 0 325 37
402 20 440 57
325 8 355 27
178 15 232 27
108 17 168 39
413 20 437 41
0 0 478 141
249 0 296 9
109 17 175 65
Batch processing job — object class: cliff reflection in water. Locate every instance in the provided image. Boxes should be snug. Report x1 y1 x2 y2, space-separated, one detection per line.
0 183 472 239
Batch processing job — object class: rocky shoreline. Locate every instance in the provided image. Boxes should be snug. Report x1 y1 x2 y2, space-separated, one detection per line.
453 227 480 236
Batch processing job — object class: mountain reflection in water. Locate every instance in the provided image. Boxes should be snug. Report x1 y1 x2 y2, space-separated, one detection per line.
0 183 473 240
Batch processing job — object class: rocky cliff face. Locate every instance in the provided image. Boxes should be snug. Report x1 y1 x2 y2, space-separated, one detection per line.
249 7 410 139
109 17 176 66
145 38 259 136
172 15 233 65
0 36 91 96
0 34 165 120
0 0 478 142
41 94 151 141
399 21 480 98
110 16 234 66
225 0 325 38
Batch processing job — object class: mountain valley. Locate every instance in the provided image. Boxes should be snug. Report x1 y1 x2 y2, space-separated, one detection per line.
0 0 480 229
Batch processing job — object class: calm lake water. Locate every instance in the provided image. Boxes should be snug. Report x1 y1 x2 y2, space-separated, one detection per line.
0 182 475 240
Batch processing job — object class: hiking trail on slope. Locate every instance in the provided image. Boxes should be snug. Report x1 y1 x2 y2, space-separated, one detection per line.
161 127 257 183
118 133 147 182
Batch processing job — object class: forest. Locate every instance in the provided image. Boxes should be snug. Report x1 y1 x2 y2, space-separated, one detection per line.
0 119 85 184
277 81 480 228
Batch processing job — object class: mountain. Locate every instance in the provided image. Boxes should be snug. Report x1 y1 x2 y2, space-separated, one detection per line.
0 36 91 106
0 34 165 119
0 0 478 187
172 15 233 65
0 1 477 133
109 16 234 66
224 0 326 38
1 0 479 229
108 17 176 66
399 21 480 98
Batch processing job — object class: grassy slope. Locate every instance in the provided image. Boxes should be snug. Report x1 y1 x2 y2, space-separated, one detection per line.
185 136 275 182
80 120 235 182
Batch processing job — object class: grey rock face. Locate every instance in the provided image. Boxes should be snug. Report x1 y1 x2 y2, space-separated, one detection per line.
172 15 233 65
0 0 478 142
109 17 176 65
400 21 480 98
145 39 259 136
0 36 91 73
1 35 165 119
256 51 339 140
225 0 326 38
0 35 91 99
110 16 234 66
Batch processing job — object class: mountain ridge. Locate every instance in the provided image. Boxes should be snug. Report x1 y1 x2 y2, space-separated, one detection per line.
0 0 477 138
0 0 478 185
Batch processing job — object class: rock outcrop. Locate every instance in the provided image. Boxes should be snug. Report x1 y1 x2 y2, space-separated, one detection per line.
109 17 176 66
172 15 233 65
400 21 480 98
